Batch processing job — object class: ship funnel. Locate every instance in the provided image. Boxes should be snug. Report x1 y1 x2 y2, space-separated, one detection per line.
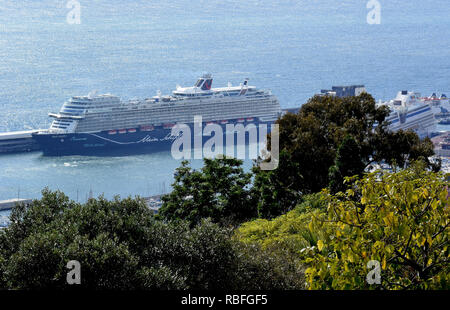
239 78 249 96
194 74 213 91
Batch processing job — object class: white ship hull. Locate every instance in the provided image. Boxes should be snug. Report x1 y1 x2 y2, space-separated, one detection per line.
33 74 282 156
379 90 437 138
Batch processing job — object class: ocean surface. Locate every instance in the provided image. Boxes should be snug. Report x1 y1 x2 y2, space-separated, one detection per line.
0 0 449 222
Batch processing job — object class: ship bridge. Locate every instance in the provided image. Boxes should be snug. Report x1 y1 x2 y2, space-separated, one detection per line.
48 93 121 132
172 74 214 97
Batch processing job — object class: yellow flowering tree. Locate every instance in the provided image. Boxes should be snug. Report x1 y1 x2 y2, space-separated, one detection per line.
305 165 449 289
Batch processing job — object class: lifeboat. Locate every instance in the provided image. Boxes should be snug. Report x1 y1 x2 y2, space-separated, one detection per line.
163 123 175 129
246 117 254 122
141 125 154 131
220 120 228 124
108 130 117 135
118 129 127 134
237 118 245 123
128 128 137 133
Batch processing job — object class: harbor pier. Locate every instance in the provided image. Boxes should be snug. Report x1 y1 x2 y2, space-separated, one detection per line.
0 198 33 211
0 130 41 154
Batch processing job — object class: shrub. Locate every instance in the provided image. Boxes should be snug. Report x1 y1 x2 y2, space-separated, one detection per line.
0 189 302 290
305 166 449 289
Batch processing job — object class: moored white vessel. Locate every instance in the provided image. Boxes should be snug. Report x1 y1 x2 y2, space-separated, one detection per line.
32 74 281 156
420 93 450 115
378 90 437 138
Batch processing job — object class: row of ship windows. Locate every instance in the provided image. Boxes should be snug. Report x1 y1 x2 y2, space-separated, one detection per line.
71 99 120 104
52 119 73 128
79 110 278 126
90 96 275 111
61 110 85 115
63 105 86 110
86 100 277 118
89 109 276 120
69 102 89 105
68 95 272 111
75 113 276 132
51 125 69 129
52 122 69 125
81 103 279 120
77 110 266 124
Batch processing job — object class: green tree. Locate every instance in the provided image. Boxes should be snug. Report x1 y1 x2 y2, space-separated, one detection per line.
252 150 303 219
296 192 328 214
329 135 366 193
0 190 161 289
254 93 435 210
305 165 449 289
235 208 325 256
276 93 391 193
0 189 301 290
373 129 436 169
159 157 256 226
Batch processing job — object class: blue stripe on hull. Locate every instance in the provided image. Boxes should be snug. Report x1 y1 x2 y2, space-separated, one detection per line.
32 121 272 156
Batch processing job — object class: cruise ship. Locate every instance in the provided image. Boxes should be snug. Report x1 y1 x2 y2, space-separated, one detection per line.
378 90 437 138
32 74 281 155
316 85 437 138
420 93 450 115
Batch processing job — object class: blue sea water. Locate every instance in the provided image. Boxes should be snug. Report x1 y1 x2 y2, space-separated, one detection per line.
0 209 10 227
0 0 449 218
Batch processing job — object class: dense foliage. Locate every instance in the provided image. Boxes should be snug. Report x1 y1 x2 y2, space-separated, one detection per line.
251 150 303 219
252 93 435 218
305 165 449 289
236 193 328 253
0 189 303 290
159 157 257 226
237 165 449 290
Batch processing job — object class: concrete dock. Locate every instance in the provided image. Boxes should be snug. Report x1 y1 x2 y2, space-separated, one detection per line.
0 130 41 154
0 198 33 211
